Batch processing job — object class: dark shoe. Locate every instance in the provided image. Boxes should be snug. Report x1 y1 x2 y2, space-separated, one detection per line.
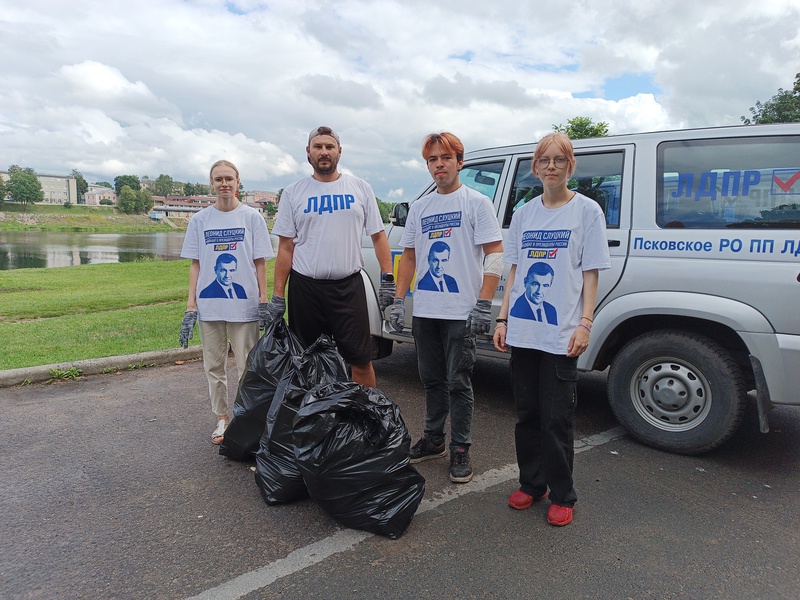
449 447 473 483
409 435 447 464
547 503 574 526
508 489 548 510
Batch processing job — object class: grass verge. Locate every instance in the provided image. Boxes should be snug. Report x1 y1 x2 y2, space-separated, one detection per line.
0 259 274 370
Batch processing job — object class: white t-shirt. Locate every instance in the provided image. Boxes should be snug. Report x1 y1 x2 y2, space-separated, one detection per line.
181 203 273 322
504 192 610 354
272 174 385 280
400 185 502 320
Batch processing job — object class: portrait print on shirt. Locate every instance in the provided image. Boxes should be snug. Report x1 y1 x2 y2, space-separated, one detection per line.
199 252 247 299
416 240 459 293
510 261 558 325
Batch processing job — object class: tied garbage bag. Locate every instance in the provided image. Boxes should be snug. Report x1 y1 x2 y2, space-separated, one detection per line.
293 381 425 539
219 319 303 461
255 335 348 505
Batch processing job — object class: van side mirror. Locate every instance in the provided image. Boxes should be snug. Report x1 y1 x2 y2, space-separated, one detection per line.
390 202 409 227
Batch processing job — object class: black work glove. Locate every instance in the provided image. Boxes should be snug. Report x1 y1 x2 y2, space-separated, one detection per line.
467 299 492 335
179 310 198 348
389 298 405 333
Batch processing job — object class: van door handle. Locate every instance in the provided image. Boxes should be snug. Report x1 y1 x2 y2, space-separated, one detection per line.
608 240 620 247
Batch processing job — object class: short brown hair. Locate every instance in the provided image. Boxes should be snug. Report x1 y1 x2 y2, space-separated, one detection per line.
422 132 464 162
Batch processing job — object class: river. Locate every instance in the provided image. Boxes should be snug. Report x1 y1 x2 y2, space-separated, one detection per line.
0 231 280 270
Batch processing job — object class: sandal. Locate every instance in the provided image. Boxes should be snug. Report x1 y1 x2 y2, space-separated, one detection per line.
211 418 227 445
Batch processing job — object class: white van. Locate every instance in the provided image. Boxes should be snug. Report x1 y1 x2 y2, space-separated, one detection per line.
360 124 800 455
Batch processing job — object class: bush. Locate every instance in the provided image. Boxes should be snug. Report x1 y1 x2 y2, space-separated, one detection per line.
99 199 113 206
63 201 73 209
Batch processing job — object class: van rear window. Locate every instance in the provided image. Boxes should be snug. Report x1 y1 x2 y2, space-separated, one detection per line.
657 136 800 229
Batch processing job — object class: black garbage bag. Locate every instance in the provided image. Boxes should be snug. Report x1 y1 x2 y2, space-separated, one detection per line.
293 381 425 539
219 319 304 461
254 335 349 505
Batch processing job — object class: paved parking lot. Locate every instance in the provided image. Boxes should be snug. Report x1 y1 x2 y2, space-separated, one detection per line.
2 343 799 599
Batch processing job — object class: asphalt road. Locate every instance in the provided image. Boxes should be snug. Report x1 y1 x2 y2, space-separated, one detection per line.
1 342 799 599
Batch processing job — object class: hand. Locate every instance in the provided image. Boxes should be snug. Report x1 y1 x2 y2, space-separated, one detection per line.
493 324 508 353
258 302 269 331
179 310 198 348
389 298 405 333
261 295 286 329
378 277 396 311
567 323 591 357
467 299 492 335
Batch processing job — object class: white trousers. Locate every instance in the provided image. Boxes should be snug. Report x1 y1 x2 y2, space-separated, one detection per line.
199 320 259 418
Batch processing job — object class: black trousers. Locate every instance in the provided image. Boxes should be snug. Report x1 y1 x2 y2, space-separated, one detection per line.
510 347 578 507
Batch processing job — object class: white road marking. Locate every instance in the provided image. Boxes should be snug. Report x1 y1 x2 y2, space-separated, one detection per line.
187 426 627 600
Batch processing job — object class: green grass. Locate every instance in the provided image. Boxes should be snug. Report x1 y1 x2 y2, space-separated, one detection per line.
0 260 275 370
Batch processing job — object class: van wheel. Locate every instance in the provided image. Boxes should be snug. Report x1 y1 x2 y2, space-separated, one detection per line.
607 330 746 455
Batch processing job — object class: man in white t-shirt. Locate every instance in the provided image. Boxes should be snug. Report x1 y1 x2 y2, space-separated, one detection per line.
390 132 504 484
265 126 394 387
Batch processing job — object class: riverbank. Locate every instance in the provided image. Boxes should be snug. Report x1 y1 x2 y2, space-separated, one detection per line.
0 204 179 232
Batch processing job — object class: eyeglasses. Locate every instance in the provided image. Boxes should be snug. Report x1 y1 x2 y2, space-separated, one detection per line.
536 156 568 168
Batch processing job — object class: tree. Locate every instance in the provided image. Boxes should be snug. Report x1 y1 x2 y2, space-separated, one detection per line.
154 174 174 197
7 169 44 209
553 116 610 139
264 202 278 217
71 169 88 199
375 198 393 223
117 185 138 214
114 175 141 196
276 187 284 204
95 181 113 189
184 182 196 196
742 72 800 124
0 176 6 208
136 189 154 214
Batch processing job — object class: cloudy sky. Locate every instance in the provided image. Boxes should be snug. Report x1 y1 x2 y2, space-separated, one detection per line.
1 0 798 202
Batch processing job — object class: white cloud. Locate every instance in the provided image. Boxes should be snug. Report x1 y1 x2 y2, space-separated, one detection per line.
0 0 798 203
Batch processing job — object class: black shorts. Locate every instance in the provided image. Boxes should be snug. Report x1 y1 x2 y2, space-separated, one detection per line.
287 269 372 365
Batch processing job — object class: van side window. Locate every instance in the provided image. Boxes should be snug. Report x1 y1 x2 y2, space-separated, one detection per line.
504 151 624 228
458 161 505 204
657 137 800 229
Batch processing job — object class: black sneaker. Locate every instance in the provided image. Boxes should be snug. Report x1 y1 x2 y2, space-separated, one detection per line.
449 447 473 483
409 435 447 464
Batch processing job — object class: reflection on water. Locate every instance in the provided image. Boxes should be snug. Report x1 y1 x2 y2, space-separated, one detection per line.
0 231 188 270
0 231 281 270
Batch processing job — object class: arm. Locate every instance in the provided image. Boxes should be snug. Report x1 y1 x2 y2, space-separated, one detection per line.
187 259 200 311
492 263 516 353
478 240 504 300
253 257 267 303
370 229 393 275
395 247 416 298
272 236 295 298
567 268 599 358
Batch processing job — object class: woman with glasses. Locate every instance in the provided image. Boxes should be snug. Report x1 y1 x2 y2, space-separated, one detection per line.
492 132 610 526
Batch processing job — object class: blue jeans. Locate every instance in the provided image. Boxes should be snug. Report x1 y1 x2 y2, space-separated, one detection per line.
412 317 476 450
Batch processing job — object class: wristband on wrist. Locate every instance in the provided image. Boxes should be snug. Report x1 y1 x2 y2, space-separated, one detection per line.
581 315 593 323
495 318 508 323
578 323 591 332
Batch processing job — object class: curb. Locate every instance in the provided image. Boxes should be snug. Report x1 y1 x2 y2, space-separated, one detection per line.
0 346 204 388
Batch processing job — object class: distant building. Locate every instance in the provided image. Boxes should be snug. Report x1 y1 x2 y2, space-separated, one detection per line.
150 195 216 219
0 171 78 204
85 184 117 206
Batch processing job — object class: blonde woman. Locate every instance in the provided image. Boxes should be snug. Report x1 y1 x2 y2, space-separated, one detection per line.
179 160 273 444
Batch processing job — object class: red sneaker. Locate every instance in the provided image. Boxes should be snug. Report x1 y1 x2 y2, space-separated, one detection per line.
508 489 547 510
547 504 573 526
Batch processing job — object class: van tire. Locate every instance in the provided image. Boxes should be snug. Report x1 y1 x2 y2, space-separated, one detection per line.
607 330 747 455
